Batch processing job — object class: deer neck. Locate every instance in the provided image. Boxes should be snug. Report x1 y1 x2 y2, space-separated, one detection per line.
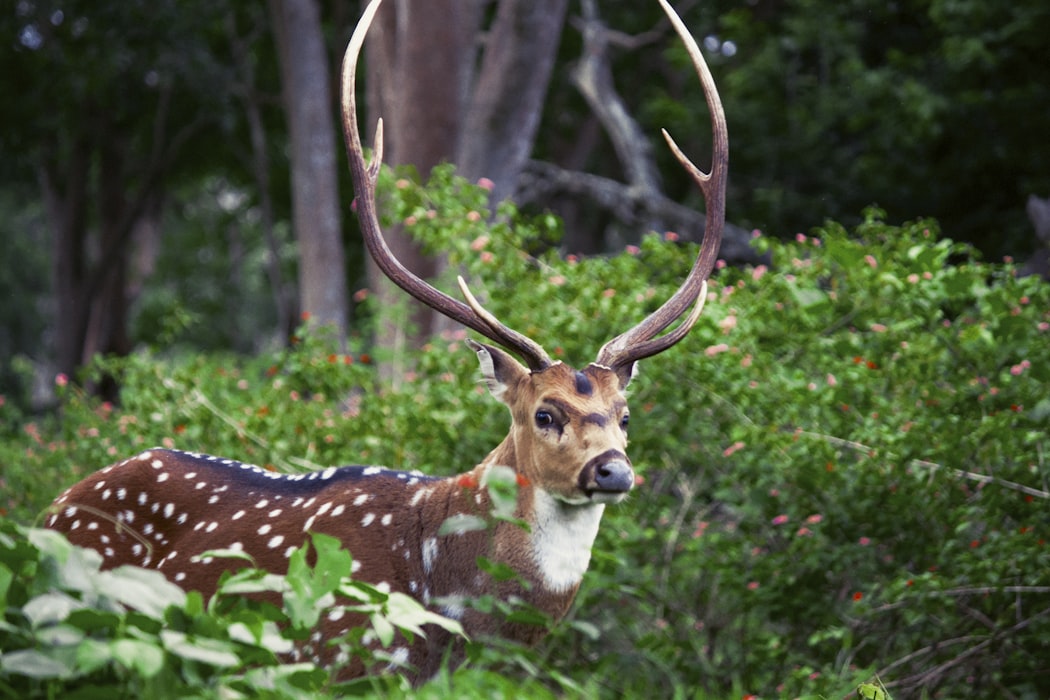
479 435 606 597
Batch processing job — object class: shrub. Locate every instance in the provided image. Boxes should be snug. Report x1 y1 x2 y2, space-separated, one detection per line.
2 165 1047 698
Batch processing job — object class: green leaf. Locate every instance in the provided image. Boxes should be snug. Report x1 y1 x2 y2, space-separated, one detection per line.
0 648 75 679
97 565 187 618
858 682 888 699
22 591 83 627
111 638 165 677
160 629 241 668
74 637 114 675
437 514 487 536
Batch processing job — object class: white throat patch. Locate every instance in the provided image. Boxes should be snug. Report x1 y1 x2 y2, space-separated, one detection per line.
530 489 605 593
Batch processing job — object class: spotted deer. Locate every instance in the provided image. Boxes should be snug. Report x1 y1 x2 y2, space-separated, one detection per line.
46 0 726 683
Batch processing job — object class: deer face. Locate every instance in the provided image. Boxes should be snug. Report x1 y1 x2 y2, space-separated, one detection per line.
471 341 635 505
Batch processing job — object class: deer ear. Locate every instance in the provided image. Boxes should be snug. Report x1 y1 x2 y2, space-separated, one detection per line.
467 339 529 402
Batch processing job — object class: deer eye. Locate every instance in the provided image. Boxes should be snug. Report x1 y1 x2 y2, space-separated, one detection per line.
620 414 630 430
535 410 554 428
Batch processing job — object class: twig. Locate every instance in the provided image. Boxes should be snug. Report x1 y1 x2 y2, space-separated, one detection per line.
795 430 1050 500
881 606 1050 690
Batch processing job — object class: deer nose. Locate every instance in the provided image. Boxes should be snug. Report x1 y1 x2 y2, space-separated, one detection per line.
579 450 635 496
596 460 634 492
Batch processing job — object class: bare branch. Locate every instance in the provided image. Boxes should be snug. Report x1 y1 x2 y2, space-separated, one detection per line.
517 159 760 264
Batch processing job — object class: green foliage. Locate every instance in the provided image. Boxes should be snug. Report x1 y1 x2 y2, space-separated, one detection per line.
655 0 1050 256
2 168 1049 696
0 521 465 697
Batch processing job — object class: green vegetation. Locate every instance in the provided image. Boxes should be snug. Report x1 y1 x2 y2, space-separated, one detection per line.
2 170 1048 697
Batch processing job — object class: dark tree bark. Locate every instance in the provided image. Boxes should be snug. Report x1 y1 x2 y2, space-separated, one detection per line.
270 0 349 346
360 0 568 379
363 0 478 379
42 96 195 400
227 10 296 344
456 0 570 202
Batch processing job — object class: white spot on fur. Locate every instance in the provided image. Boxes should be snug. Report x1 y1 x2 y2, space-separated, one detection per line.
531 489 605 593
258 524 272 535
381 513 392 526
422 538 438 575
389 646 410 667
232 510 245 520
331 504 346 517
268 535 284 549
353 493 370 506
361 513 375 527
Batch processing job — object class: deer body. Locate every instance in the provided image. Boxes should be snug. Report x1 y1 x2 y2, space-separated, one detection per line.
47 346 636 678
46 0 727 683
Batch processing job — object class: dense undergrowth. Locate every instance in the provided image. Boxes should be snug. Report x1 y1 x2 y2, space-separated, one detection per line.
2 167 1048 698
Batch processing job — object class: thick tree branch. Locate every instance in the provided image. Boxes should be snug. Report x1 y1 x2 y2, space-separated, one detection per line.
572 0 662 200
517 159 760 264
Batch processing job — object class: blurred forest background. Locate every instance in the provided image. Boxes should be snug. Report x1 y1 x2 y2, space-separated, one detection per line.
3 2 1050 697
1 0 1048 405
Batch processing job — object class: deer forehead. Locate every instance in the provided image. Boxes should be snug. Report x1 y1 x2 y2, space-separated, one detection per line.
516 364 626 419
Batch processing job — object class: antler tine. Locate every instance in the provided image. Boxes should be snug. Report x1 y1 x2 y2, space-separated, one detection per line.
595 0 727 371
340 0 553 371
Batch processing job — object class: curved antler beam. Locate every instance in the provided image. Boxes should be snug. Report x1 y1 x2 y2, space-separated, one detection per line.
595 0 727 372
340 0 553 371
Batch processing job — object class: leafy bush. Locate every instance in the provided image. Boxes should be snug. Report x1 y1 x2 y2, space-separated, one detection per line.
2 166 1048 698
0 520 469 697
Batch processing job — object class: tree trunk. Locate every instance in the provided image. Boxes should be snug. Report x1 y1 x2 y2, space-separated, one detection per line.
227 9 296 345
457 0 569 202
364 0 478 380
270 0 349 347
361 0 568 381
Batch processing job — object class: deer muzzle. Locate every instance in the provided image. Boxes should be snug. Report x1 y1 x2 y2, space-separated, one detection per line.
578 449 635 500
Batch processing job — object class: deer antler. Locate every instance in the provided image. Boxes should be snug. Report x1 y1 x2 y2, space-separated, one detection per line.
595 0 727 372
340 0 553 371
